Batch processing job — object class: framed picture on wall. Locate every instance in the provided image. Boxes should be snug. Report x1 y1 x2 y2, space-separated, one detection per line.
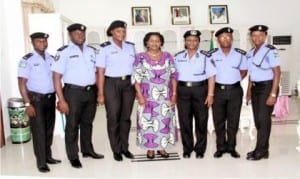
132 6 152 25
209 5 229 24
171 6 191 25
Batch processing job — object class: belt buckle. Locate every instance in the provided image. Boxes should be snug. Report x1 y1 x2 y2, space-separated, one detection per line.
86 86 91 91
252 82 256 87
47 94 51 98
221 85 225 90
121 76 126 80
186 82 192 87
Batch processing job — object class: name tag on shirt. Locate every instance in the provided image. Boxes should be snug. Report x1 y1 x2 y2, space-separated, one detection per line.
69 55 79 59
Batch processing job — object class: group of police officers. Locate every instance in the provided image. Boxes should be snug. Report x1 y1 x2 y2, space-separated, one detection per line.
17 20 280 172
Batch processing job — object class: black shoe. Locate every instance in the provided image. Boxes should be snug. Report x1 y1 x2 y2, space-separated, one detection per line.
70 159 82 168
122 150 134 159
38 165 50 173
183 152 191 159
46 157 61 164
82 152 104 159
113 153 123 161
214 151 224 158
196 152 204 159
157 150 169 158
228 150 240 158
247 150 256 157
147 150 155 159
247 152 269 161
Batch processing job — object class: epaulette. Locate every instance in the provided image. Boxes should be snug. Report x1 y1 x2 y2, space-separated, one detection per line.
200 50 211 57
57 45 68 51
87 44 97 50
100 41 111 47
208 48 218 54
22 53 33 60
125 41 135 45
174 50 185 57
266 44 276 50
234 48 247 55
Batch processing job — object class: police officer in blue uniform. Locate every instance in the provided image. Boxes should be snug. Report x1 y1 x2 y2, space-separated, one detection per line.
175 30 216 159
96 20 136 161
18 32 61 173
246 25 281 161
210 27 248 158
52 23 104 168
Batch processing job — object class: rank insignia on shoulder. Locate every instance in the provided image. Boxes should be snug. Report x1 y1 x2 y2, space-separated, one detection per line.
200 50 211 57
208 48 218 54
57 45 68 52
22 53 33 60
100 41 111 47
234 48 247 55
266 44 276 49
125 41 135 45
174 50 185 57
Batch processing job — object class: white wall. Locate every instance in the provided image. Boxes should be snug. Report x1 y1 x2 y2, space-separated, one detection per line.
1 0 26 138
52 0 300 87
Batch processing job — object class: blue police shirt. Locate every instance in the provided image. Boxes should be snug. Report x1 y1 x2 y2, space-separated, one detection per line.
247 43 280 82
174 49 216 82
96 40 136 77
210 47 247 84
18 50 55 94
51 42 97 86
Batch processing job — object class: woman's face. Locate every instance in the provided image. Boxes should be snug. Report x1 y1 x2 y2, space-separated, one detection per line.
111 27 126 42
251 31 267 47
184 36 199 50
146 35 162 51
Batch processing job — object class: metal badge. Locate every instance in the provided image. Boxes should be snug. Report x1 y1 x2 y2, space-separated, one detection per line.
221 85 225 90
86 86 91 91
187 82 192 87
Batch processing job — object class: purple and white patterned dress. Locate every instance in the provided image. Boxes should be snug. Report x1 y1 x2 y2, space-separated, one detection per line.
132 51 178 150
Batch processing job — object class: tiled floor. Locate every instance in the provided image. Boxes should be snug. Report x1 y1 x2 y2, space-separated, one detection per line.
1 97 300 178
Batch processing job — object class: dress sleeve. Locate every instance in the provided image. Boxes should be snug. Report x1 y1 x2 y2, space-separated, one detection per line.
131 53 145 84
168 53 178 80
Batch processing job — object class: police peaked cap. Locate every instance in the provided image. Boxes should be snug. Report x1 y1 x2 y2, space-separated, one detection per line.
215 27 234 37
67 23 87 32
249 25 268 32
106 20 127 36
30 32 49 39
183 30 201 38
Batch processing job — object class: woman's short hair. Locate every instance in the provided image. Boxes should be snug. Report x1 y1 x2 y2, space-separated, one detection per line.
143 32 164 47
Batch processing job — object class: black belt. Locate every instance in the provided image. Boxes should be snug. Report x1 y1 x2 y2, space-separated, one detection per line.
28 91 55 99
252 80 273 87
105 75 131 80
178 80 208 87
64 83 96 91
215 82 240 90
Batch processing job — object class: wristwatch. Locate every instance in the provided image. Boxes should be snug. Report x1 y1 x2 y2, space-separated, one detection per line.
24 102 31 107
270 93 276 98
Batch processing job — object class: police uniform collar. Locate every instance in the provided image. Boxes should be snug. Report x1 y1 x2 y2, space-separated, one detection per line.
110 39 126 48
32 50 50 59
69 41 88 49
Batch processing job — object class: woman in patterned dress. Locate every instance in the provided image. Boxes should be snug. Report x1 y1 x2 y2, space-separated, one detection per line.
132 32 178 159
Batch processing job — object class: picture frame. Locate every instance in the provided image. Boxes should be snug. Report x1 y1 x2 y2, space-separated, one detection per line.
132 6 152 26
171 6 191 25
209 5 229 24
